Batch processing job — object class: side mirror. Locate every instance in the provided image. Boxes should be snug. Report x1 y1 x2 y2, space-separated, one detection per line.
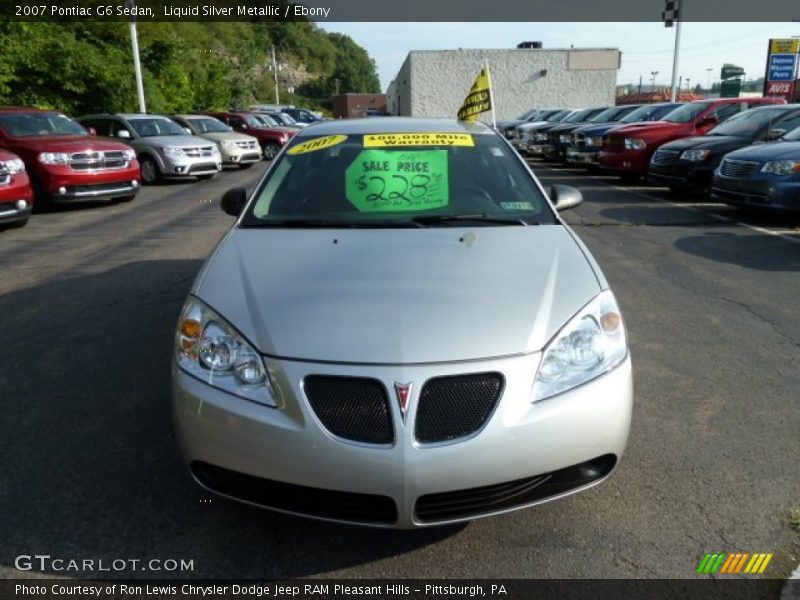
117 130 131 139
87 127 98 136
550 185 583 211
221 187 248 217
183 127 192 135
767 128 786 141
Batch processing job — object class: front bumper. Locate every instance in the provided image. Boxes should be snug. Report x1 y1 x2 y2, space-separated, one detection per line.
50 180 140 203
566 148 599 166
220 147 262 166
0 199 32 224
598 149 650 175
160 154 222 178
711 173 800 212
648 163 713 192
173 353 633 528
525 143 553 157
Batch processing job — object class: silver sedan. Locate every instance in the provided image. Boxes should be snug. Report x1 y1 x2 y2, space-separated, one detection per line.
172 118 633 528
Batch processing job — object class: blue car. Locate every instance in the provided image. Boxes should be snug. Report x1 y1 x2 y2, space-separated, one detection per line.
566 102 683 167
712 126 800 212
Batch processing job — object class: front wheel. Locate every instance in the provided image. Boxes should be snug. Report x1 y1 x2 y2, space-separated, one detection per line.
262 141 280 161
139 156 161 185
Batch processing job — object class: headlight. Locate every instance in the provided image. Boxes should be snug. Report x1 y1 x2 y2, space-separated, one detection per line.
681 149 710 162
122 149 136 161
38 152 71 165
532 290 628 402
559 134 572 143
221 140 238 150
175 297 278 407
536 133 549 141
761 160 800 175
624 138 646 150
0 158 25 173
161 146 184 158
584 137 598 147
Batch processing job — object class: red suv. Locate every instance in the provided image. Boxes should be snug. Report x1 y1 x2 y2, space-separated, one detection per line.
206 112 295 160
0 108 141 208
0 149 33 228
598 98 785 181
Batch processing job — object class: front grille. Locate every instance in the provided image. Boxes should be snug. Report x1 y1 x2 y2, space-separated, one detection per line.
719 159 759 178
192 462 398 525
183 146 215 158
651 149 679 166
415 373 503 444
188 163 218 174
574 133 586 148
69 150 129 171
605 136 625 152
305 376 394 445
235 140 259 150
415 455 617 523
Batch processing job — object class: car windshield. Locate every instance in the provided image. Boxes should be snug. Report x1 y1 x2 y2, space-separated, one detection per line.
619 103 681 123
563 109 597 123
547 110 572 123
662 102 713 123
707 108 792 137
588 107 624 123
243 131 556 227
0 112 87 137
782 124 800 141
251 114 276 127
516 109 539 120
275 113 297 125
129 117 186 137
185 117 229 133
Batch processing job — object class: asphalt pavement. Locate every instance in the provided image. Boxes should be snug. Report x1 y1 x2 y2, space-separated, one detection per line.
1 158 798 582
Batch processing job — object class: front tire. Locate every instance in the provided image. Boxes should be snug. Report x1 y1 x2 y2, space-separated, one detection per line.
262 141 280 161
139 156 161 185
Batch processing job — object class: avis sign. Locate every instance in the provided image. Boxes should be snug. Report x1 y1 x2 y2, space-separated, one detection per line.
766 81 793 95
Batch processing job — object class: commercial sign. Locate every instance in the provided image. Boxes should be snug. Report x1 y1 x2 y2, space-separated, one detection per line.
768 54 797 81
720 64 745 80
764 39 800 100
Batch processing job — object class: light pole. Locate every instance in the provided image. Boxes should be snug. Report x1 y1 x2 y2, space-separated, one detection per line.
650 71 659 93
126 0 146 113
271 45 280 105
706 68 713 89
685 77 691 91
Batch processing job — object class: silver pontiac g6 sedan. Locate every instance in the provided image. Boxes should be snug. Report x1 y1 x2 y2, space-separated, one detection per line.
172 118 633 528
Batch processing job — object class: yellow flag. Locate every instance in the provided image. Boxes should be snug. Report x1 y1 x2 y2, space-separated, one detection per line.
457 67 493 122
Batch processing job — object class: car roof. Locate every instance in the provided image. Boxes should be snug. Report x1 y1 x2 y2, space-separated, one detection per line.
0 107 62 114
173 114 217 120
295 117 493 138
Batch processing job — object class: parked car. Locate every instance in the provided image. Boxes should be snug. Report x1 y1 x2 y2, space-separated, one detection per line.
267 112 306 129
207 112 295 160
171 115 261 169
497 108 554 137
0 108 140 207
79 114 221 185
506 109 567 144
711 124 800 212
649 104 800 194
281 107 325 125
513 110 573 153
525 109 601 157
567 103 683 167
544 107 612 161
598 97 785 181
172 117 632 529
0 149 33 228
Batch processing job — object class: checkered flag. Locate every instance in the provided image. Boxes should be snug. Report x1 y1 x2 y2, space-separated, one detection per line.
662 0 679 27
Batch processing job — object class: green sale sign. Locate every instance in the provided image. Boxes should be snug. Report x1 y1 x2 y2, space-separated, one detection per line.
345 150 449 212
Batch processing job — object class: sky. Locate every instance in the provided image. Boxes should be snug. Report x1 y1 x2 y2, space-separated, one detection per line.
318 22 800 91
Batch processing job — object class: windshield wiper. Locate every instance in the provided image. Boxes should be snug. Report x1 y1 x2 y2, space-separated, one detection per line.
410 214 531 227
243 218 425 229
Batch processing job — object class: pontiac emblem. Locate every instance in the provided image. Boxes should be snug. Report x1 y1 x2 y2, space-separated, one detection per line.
394 382 413 422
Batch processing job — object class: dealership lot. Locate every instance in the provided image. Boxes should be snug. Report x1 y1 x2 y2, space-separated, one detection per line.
0 160 797 580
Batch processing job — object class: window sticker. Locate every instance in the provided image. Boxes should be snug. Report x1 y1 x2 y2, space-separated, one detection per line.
500 201 534 210
364 133 474 148
287 134 347 155
345 150 449 212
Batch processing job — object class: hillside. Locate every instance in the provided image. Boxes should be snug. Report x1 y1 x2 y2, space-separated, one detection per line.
0 21 381 115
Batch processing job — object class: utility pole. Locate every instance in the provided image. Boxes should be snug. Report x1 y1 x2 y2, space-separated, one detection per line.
669 14 682 101
271 45 279 105
706 67 713 89
650 71 659 93
126 0 146 113
638 75 642 94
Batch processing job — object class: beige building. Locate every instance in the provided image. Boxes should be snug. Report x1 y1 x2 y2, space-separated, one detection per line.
387 47 621 120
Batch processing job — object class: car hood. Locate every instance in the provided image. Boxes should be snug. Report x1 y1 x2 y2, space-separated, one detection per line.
550 122 592 134
574 122 620 136
516 120 551 131
135 135 215 148
661 135 750 152
195 132 257 143
724 140 800 161
7 136 132 153
196 226 602 364
609 121 685 136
